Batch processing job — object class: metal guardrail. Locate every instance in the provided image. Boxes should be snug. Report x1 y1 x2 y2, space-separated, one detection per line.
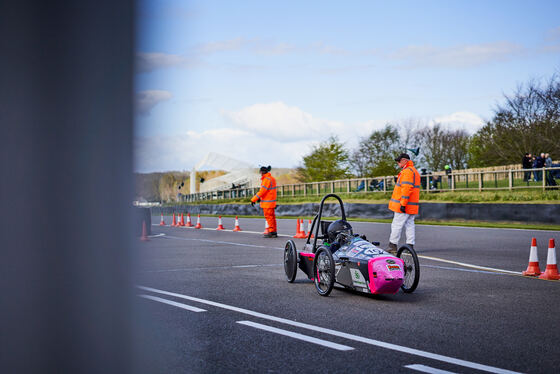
181 167 560 202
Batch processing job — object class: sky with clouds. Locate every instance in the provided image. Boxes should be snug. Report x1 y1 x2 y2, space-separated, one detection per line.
134 0 560 172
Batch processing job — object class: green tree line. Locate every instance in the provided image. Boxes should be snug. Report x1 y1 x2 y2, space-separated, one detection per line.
297 74 560 182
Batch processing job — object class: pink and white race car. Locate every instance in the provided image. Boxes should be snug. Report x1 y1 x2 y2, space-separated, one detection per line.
284 194 420 296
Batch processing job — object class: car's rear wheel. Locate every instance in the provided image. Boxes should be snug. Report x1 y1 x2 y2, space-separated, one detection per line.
313 247 335 296
397 245 420 293
284 240 298 283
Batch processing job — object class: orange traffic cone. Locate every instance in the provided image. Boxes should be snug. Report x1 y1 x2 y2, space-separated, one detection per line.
159 213 166 226
178 213 186 227
171 213 177 227
263 220 269 235
307 219 314 239
522 238 541 276
194 214 202 229
293 218 307 239
233 216 242 232
539 239 560 280
141 220 149 241
216 216 225 230
185 213 193 227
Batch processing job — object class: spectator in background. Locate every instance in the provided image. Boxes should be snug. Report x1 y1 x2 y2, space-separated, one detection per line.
536 153 545 181
444 164 452 188
545 153 556 186
522 153 532 182
532 155 539 181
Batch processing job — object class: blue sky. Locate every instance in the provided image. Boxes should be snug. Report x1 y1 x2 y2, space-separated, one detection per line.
134 0 560 172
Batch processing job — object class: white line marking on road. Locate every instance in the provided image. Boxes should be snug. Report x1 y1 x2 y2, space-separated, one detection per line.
138 294 206 312
142 264 282 273
422 264 505 275
148 233 165 238
237 320 354 351
418 255 521 275
138 286 523 374
405 364 457 373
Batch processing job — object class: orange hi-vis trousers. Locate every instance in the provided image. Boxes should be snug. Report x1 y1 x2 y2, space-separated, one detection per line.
263 208 277 233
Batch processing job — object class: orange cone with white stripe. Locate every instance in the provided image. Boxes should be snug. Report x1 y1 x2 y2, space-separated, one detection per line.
178 213 186 227
263 220 269 235
185 213 193 227
159 213 166 226
194 214 202 229
141 220 149 241
307 219 314 239
171 213 177 227
216 216 225 230
293 218 307 239
539 239 560 280
522 238 541 276
233 216 242 232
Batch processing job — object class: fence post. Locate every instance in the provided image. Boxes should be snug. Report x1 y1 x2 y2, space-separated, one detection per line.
316 182 319 195
303 183 306 197
508 170 513 191
478 172 483 192
451 173 455 191
542 168 546 191
383 177 387 192
331 181 334 193
347 180 350 193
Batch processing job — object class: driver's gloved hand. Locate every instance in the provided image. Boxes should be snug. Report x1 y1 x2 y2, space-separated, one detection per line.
400 205 406 213
251 201 255 207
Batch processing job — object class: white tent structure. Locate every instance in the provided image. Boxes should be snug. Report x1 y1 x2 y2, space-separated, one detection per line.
190 152 260 193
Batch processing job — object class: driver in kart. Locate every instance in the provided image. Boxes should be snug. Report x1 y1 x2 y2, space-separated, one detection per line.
326 220 353 252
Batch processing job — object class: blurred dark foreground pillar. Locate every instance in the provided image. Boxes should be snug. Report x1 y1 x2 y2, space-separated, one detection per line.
0 1 136 373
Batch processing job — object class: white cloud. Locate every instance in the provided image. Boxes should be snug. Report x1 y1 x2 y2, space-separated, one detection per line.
135 90 172 116
432 111 485 133
194 37 296 56
133 128 315 172
392 42 525 68
222 102 348 142
136 52 194 73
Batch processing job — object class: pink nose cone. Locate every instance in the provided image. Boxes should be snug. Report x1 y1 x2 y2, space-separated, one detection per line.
368 257 404 294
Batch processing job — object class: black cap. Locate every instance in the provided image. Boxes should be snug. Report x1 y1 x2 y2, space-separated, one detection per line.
259 165 271 173
394 153 410 162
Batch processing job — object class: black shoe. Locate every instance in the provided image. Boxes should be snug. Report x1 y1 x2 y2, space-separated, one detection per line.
263 231 278 238
406 244 414 250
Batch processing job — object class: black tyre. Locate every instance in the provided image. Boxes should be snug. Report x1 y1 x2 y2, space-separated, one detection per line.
313 247 335 296
397 245 420 293
284 240 298 283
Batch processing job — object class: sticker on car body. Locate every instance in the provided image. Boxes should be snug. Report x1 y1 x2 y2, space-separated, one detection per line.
351 268 367 287
386 264 401 272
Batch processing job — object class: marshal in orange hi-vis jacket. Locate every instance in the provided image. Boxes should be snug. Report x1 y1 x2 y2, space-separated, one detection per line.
388 159 421 215
251 168 277 235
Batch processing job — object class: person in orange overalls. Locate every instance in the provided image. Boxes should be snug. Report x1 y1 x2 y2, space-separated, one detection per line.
251 166 278 238
387 153 421 254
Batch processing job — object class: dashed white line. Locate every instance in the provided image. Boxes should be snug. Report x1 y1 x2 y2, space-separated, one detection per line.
138 286 523 374
405 364 457 373
138 294 206 313
237 320 354 351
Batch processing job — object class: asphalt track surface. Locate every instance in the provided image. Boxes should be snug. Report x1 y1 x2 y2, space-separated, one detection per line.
134 216 560 374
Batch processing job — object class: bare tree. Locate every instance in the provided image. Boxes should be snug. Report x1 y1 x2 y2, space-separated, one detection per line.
470 74 560 166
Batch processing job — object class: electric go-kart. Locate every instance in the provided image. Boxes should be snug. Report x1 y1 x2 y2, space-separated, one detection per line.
284 194 419 296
